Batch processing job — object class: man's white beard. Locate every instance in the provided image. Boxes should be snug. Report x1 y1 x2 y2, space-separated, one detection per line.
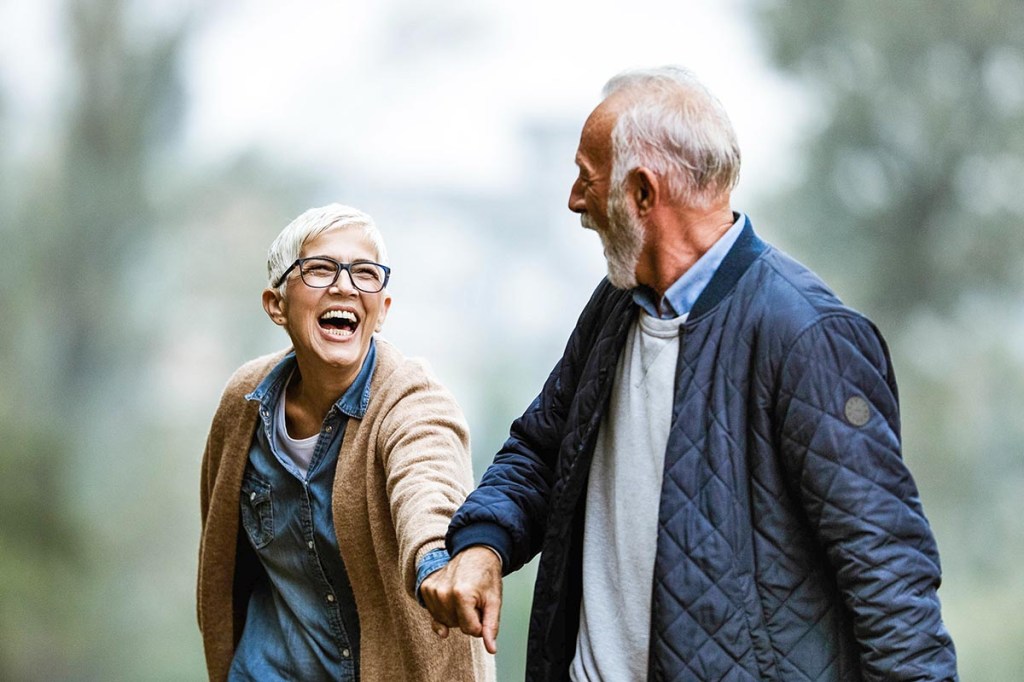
598 186 644 290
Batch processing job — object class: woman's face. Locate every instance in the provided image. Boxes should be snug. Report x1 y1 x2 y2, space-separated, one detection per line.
264 227 391 383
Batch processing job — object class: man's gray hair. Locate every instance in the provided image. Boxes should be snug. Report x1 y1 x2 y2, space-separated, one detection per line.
603 66 741 208
267 203 389 291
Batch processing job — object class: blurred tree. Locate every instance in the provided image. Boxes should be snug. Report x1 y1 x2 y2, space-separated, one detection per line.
753 0 1024 677
0 0 311 679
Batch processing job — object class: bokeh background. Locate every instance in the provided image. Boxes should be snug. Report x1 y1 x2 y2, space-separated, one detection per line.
2 0 1022 679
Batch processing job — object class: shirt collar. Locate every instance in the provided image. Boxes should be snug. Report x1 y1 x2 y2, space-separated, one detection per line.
245 338 377 419
632 212 747 319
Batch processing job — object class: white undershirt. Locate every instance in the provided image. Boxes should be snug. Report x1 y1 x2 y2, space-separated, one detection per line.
570 310 685 682
272 373 319 477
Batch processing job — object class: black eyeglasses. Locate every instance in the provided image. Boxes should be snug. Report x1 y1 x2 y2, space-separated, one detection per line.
274 257 391 293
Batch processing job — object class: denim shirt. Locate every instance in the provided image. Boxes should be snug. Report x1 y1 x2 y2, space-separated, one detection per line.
229 342 377 682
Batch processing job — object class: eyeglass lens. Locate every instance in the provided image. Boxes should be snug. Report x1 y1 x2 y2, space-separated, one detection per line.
298 258 387 292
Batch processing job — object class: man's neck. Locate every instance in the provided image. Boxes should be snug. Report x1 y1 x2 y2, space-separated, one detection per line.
638 202 735 298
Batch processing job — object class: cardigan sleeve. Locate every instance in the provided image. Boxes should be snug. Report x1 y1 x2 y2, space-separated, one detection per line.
197 431 214 632
377 359 474 599
774 313 958 681
197 378 234 633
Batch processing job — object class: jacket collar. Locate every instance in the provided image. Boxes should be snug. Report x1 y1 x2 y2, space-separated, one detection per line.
687 215 766 320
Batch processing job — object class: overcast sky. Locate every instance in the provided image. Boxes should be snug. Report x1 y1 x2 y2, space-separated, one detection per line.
0 0 813 395
0 0 809 203
180 0 806 198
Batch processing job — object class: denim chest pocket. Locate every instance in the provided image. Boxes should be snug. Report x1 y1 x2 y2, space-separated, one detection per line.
240 472 274 549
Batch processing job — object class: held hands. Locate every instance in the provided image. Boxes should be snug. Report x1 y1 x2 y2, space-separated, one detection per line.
419 546 503 654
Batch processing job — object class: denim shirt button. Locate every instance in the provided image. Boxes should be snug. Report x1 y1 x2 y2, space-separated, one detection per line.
342 649 350 658
326 594 335 603
307 540 314 549
325 424 333 433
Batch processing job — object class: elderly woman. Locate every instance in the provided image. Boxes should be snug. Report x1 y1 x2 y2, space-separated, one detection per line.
197 204 493 681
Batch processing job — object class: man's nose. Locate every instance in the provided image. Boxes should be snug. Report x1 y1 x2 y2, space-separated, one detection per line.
568 179 585 214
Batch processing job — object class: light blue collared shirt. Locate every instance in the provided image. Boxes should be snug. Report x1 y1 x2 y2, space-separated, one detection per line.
632 212 746 320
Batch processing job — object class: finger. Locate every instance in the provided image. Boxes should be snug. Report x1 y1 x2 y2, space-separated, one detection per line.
421 583 459 628
454 590 484 638
430 603 460 629
431 617 450 639
481 596 501 655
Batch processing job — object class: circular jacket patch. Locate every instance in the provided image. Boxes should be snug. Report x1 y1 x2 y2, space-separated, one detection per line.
844 396 871 426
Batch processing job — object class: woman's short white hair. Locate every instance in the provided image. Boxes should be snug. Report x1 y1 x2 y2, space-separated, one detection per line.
266 203 389 291
603 66 741 209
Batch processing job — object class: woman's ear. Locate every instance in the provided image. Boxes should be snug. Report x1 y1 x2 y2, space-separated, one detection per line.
375 292 393 332
262 288 288 327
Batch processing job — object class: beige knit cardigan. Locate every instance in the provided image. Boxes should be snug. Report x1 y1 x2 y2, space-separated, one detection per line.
197 339 494 681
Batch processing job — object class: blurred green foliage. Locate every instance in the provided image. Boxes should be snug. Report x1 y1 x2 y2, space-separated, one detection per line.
1 1 310 679
1 0 1021 680
754 0 1024 677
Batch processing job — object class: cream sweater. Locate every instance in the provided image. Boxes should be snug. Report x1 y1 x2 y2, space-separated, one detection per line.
197 339 494 681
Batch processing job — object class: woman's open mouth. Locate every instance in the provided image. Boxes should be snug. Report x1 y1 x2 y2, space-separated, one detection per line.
319 309 359 337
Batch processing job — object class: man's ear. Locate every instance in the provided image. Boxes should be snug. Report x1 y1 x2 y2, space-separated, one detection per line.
262 288 288 327
632 167 659 217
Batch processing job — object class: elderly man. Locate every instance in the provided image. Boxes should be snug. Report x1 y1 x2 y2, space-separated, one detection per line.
421 68 958 680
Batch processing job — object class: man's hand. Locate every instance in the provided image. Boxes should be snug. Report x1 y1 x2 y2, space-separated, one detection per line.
419 546 503 654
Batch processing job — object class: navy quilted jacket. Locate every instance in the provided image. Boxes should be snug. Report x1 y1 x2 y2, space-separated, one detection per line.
448 220 957 681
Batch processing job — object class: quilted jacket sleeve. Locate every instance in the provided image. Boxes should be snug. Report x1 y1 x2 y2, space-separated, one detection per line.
775 313 958 681
446 353 575 574
447 281 614 574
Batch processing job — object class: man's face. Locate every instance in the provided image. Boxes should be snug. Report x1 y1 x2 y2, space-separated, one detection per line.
265 227 391 379
602 183 645 290
569 99 644 289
